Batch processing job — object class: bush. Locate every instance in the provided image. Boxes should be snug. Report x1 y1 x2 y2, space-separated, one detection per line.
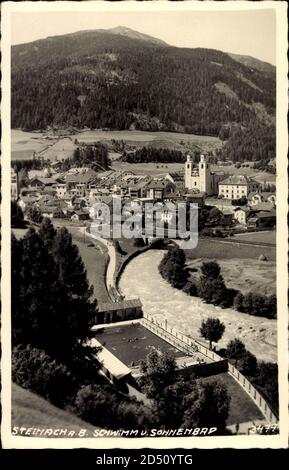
182 281 198 297
240 351 258 376
12 344 75 407
11 201 25 228
159 246 189 289
233 291 277 319
74 384 153 430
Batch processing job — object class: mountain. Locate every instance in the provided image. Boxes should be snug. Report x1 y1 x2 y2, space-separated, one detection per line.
11 27 276 162
107 26 168 46
228 53 275 76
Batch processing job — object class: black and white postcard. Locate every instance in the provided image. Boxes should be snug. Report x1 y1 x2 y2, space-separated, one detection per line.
1 0 288 450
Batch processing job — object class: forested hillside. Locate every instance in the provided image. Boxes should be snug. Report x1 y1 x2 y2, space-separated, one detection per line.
11 28 276 162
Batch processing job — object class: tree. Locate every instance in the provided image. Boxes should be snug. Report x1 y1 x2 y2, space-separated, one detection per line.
11 223 98 369
159 246 189 289
51 227 97 364
12 344 75 407
11 201 24 228
241 350 257 376
12 227 59 349
182 380 230 432
199 278 228 307
25 206 43 224
74 384 153 430
233 292 244 312
198 261 228 307
226 339 246 367
200 261 221 280
182 280 198 297
199 318 225 350
139 350 200 428
140 350 177 399
38 217 56 250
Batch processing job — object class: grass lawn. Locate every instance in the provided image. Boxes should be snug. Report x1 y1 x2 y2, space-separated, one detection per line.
72 236 110 304
229 231 276 245
12 383 95 433
94 323 186 368
185 238 276 261
200 373 264 425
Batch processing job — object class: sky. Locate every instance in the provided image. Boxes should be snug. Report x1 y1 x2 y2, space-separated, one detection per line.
11 9 276 65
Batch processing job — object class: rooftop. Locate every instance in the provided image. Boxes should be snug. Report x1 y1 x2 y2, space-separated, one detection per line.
219 175 259 186
98 299 142 312
89 337 132 380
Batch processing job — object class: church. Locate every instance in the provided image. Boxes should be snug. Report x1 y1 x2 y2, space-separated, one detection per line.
184 154 227 196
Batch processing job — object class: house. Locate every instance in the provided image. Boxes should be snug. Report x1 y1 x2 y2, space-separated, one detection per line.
71 197 87 210
18 194 39 211
96 299 143 324
165 171 185 184
11 169 19 200
233 207 255 225
71 210 90 222
247 210 276 229
28 177 55 190
204 197 236 214
146 179 175 201
40 206 64 219
185 191 205 207
89 196 114 220
248 192 276 207
185 155 227 195
54 183 67 198
218 175 260 200
36 194 56 207
128 178 151 199
219 210 233 227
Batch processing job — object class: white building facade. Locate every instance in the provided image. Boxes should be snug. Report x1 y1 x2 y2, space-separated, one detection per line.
218 175 260 200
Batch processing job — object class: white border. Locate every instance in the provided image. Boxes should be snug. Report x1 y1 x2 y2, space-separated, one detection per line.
1 1 288 449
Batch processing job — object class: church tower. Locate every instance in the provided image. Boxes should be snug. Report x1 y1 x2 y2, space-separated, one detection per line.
199 154 213 194
185 155 193 189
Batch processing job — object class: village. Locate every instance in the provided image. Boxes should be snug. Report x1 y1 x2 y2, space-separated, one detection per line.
12 153 276 234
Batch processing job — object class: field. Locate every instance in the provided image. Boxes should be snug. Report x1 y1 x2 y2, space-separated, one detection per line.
11 129 276 186
11 130 77 161
12 383 95 433
229 231 276 245
11 128 222 162
185 237 276 294
211 163 276 185
11 130 50 160
94 323 186 368
185 238 276 261
62 225 111 304
187 258 276 296
200 373 264 425
112 161 184 176
74 129 222 151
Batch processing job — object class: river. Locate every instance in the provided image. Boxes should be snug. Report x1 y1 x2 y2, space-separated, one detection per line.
119 250 277 363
